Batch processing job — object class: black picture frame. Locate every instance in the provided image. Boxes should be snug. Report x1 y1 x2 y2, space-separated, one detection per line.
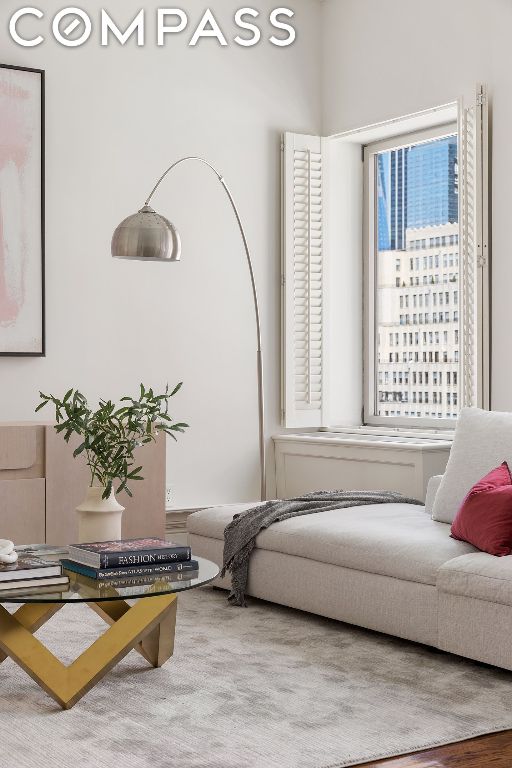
0 63 45 357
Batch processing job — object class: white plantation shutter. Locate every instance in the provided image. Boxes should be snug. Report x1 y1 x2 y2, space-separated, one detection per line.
282 132 324 427
459 84 490 408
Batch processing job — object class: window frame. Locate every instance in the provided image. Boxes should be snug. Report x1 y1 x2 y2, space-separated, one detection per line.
363 122 460 430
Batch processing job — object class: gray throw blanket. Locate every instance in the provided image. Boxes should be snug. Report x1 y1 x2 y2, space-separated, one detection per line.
220 490 422 606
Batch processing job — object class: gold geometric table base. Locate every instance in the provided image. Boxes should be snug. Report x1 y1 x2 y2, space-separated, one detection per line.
0 593 177 709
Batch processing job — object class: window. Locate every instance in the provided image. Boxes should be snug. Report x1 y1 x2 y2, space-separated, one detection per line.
362 99 488 428
281 87 489 429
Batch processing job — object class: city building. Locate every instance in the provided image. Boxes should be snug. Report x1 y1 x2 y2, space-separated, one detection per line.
377 147 408 250
407 136 458 228
376 221 460 419
377 135 458 251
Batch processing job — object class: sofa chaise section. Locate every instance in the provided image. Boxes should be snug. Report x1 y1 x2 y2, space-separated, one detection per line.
188 500 476 648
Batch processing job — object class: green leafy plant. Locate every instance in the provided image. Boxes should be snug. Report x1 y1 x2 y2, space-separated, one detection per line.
36 384 188 499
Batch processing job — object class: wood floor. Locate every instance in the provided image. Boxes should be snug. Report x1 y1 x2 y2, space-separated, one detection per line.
360 731 512 767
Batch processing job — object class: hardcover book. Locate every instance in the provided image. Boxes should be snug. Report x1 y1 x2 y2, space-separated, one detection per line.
69 572 196 597
67 538 192 569
0 557 62 583
0 575 69 593
62 558 199 580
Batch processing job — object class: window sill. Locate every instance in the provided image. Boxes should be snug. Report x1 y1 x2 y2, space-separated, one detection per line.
320 424 454 441
274 428 453 451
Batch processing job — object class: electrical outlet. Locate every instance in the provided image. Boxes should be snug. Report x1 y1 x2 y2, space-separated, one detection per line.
165 486 173 507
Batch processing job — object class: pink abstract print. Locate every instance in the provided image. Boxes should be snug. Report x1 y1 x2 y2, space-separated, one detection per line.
0 80 29 324
0 67 43 354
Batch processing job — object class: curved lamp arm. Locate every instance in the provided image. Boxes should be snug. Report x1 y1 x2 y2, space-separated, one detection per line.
145 157 266 501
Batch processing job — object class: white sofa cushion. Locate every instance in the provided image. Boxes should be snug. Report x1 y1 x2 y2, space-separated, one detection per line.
432 407 512 523
188 502 476 586
437 552 512 608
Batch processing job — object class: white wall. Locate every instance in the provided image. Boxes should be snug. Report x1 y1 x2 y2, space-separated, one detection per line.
0 1 321 506
321 0 511 413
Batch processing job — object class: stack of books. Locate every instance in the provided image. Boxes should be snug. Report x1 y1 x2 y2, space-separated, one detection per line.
0 557 69 593
61 537 199 586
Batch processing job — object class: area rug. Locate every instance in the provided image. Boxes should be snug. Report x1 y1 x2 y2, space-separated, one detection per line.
2 587 512 768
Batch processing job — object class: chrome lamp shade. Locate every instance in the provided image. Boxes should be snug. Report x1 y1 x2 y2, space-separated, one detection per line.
111 205 181 262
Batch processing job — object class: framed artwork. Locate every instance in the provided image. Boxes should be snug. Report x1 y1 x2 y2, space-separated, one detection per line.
0 64 44 356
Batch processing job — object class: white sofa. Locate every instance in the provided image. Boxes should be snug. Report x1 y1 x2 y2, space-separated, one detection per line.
188 470 512 671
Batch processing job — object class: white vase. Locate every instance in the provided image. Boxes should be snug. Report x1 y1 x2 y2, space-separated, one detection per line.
76 486 124 543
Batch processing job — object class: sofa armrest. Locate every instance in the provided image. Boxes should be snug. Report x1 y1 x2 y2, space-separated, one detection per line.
425 474 444 517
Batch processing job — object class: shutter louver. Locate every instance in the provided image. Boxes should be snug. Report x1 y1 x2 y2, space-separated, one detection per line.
282 132 324 427
459 84 489 408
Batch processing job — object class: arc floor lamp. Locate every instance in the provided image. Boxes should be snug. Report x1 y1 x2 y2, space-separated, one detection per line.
111 157 266 501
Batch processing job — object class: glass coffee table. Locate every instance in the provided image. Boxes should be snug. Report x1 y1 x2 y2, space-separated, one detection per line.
0 549 219 709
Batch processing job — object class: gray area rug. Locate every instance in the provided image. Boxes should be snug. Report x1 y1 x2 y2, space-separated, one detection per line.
3 587 512 768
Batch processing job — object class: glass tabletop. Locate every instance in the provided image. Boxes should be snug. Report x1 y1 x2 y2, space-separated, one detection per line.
0 549 219 604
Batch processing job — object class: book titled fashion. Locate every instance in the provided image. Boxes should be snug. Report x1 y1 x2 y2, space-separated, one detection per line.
67 538 192 569
0 557 63 583
61 558 199 580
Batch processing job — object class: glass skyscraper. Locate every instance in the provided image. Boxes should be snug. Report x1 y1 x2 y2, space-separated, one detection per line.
377 153 390 250
390 148 408 250
407 136 458 229
377 136 458 251
377 149 408 251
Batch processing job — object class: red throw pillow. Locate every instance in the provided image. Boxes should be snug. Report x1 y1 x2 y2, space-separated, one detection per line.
451 462 512 556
